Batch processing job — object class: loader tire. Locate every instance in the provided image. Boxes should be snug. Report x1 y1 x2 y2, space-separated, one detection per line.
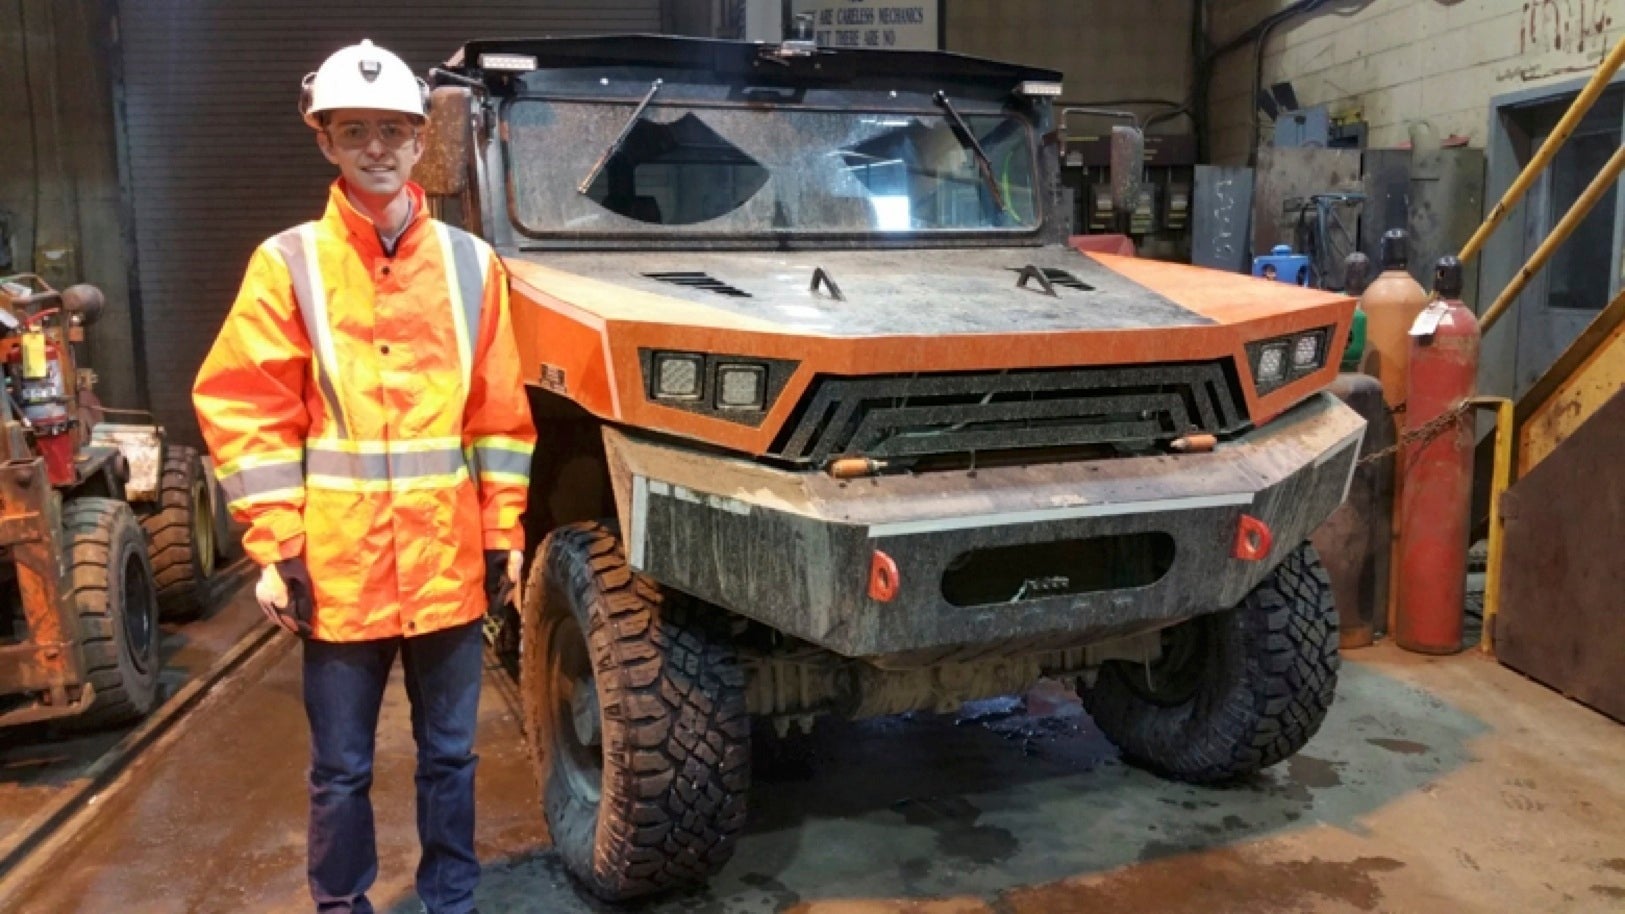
138 445 215 621
60 498 161 731
520 521 749 901
1079 543 1339 783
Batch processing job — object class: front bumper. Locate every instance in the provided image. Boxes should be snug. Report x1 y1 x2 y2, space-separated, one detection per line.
608 392 1366 660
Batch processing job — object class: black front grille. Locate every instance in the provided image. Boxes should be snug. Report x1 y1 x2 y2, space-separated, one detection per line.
768 361 1249 465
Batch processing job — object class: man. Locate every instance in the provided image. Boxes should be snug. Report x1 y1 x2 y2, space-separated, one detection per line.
193 39 535 914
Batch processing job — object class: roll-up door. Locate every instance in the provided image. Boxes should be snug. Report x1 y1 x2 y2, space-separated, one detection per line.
117 0 662 442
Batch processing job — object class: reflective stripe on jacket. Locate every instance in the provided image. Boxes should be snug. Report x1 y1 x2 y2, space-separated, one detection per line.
193 180 536 642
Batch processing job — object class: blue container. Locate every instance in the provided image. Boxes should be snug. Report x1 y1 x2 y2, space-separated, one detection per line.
1252 244 1311 286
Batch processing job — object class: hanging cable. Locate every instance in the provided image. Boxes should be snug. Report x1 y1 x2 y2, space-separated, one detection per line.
1197 0 1375 164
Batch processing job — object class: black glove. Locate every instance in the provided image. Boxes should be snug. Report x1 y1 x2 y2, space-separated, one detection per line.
276 556 315 638
484 550 514 610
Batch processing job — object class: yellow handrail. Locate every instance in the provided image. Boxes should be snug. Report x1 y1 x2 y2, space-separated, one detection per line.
1480 143 1625 332
1470 397 1515 656
1458 34 1625 266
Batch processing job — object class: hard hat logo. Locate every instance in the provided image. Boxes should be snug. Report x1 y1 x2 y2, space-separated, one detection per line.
300 39 427 128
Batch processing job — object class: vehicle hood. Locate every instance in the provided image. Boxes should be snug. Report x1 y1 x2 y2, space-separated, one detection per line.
501 245 1356 454
502 246 1348 337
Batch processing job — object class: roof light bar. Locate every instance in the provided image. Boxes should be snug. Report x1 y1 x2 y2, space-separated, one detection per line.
480 53 538 72
1017 81 1063 97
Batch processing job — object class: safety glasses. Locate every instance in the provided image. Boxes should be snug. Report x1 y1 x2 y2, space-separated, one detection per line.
326 120 418 151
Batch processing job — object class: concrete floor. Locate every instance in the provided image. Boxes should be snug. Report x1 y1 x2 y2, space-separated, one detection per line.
0 562 259 843
7 634 1624 914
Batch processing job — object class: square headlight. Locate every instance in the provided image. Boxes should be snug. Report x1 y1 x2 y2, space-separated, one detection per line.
652 352 703 399
716 364 766 410
1256 342 1289 383
1292 331 1324 368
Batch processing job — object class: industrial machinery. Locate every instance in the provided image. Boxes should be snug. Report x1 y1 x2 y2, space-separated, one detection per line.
417 35 1363 900
0 274 215 733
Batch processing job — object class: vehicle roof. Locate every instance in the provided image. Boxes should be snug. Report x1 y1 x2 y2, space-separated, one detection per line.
443 34 1063 89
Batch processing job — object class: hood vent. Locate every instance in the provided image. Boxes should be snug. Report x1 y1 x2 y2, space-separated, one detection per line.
1011 265 1093 293
643 271 752 298
1041 268 1093 291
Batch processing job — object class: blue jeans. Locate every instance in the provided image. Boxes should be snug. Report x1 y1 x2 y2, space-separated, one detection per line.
303 619 484 914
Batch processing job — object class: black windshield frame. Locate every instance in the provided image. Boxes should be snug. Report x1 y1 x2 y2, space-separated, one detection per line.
498 91 1047 247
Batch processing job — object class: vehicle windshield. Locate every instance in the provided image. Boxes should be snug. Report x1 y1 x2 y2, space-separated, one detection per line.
504 97 1039 238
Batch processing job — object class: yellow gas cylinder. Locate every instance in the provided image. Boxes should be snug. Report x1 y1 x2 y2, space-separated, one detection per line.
1359 229 1430 412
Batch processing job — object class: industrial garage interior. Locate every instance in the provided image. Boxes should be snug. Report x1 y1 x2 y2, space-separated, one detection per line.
1 1 1622 912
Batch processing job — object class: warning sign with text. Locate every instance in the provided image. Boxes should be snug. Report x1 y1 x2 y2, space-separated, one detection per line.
791 0 941 50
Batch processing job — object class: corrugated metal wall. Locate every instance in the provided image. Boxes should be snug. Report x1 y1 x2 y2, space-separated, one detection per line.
117 0 662 445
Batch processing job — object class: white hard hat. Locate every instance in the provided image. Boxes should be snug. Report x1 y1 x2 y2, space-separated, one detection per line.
299 39 428 128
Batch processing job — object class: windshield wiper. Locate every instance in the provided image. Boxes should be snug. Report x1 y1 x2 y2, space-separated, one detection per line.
932 90 1008 215
577 79 663 195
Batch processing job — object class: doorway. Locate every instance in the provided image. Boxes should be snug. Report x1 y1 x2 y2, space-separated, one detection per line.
1488 83 1624 398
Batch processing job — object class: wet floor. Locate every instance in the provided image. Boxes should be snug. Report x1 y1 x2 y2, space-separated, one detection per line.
0 561 259 845
7 637 1625 914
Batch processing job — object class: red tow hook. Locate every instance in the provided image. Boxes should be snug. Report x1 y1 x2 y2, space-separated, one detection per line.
869 549 900 602
1233 514 1273 561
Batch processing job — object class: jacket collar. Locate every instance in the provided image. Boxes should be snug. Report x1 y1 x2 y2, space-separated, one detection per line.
322 179 430 256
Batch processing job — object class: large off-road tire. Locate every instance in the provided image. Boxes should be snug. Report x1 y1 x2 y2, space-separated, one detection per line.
520 521 750 901
59 498 162 731
1079 543 1338 784
137 445 215 621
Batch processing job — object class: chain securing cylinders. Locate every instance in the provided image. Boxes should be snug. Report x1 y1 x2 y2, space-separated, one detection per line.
1355 398 1472 469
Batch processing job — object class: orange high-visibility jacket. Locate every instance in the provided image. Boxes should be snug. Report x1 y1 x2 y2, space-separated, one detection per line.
193 180 536 642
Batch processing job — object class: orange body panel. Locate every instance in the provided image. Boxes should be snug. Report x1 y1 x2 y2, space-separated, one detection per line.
505 253 1354 457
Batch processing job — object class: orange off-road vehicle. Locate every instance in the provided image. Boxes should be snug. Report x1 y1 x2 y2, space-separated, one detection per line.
419 35 1364 900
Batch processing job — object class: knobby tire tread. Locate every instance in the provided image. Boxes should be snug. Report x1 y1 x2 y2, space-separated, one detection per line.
524 521 748 901
60 498 159 731
1080 544 1339 783
137 445 207 620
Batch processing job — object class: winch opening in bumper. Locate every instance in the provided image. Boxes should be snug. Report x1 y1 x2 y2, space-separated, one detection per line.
941 531 1175 607
606 391 1366 660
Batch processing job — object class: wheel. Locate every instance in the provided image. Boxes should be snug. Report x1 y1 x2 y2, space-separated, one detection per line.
138 445 216 621
1078 543 1339 784
519 521 749 901
59 498 162 731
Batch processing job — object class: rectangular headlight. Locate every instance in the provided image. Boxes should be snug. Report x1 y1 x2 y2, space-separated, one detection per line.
716 364 766 410
652 352 703 399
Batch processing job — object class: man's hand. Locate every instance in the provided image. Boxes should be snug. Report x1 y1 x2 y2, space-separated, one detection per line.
485 549 523 610
255 563 296 633
255 557 313 637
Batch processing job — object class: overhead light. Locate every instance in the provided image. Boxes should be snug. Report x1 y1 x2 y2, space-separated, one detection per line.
480 53 537 72
1016 81 1063 97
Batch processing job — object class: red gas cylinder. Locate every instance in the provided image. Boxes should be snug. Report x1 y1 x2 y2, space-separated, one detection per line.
1395 257 1479 654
